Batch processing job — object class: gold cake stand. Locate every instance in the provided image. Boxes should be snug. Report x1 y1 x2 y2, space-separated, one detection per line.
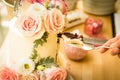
2 0 14 20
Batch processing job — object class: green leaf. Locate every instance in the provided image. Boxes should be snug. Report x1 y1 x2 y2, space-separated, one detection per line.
30 49 38 61
35 56 58 69
34 32 48 48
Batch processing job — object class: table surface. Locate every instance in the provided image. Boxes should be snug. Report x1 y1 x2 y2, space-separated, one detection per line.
58 1 120 80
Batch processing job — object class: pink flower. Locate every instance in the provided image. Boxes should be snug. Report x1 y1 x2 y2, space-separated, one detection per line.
50 0 67 14
44 8 65 33
22 0 44 4
42 67 67 80
0 66 18 80
16 12 45 39
19 72 39 80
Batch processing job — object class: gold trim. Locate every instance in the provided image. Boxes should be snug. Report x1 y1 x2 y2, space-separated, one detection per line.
2 0 14 8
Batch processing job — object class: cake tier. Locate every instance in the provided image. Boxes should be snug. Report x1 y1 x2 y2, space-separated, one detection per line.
0 18 58 66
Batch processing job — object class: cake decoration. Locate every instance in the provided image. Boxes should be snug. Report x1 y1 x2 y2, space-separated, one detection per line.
0 54 68 80
0 0 73 80
0 66 18 80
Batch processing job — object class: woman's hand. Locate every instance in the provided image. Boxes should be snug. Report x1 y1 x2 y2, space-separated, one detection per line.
98 35 120 56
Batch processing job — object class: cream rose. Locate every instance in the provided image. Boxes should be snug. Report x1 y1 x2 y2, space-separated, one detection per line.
16 12 45 39
43 67 67 80
19 72 39 80
0 66 18 80
28 3 47 17
44 8 65 33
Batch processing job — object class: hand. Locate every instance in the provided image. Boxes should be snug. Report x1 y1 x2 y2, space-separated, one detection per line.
98 35 120 56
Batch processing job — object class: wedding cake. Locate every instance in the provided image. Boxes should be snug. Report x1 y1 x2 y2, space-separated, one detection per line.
0 0 89 80
9 0 67 63
0 0 69 80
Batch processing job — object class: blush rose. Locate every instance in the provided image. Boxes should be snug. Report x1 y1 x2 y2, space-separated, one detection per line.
0 66 18 80
22 0 44 4
16 13 45 39
43 67 67 80
44 8 65 33
19 72 39 80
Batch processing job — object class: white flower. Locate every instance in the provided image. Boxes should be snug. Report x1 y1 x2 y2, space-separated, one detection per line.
27 3 47 17
15 58 35 75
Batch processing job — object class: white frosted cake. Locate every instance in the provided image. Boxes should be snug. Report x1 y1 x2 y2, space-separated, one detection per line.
3 17 58 64
0 0 89 80
0 0 71 80
4 0 67 64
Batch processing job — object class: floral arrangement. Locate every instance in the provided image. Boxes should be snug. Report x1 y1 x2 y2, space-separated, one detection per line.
0 0 69 80
0 54 67 80
16 0 67 39
14 0 68 54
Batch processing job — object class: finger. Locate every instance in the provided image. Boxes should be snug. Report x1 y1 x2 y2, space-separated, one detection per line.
98 48 108 53
98 35 120 53
108 48 120 56
110 40 120 48
103 37 120 47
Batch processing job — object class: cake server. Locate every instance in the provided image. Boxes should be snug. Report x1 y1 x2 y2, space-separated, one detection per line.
60 32 110 50
83 37 107 45
61 32 108 45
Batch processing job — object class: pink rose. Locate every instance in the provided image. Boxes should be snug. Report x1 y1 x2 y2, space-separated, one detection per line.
0 66 18 80
19 72 39 80
22 0 44 4
50 0 67 14
42 67 67 80
44 8 65 33
16 13 45 39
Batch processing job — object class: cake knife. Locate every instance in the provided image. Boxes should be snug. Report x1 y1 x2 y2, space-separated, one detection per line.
83 37 108 45
60 32 110 50
61 32 108 45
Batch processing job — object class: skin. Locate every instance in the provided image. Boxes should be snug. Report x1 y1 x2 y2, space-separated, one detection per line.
98 35 120 57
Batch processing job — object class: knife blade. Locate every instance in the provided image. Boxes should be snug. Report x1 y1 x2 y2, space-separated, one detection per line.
83 37 108 45
60 32 108 45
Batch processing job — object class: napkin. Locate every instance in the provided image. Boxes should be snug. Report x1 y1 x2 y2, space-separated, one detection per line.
114 13 120 36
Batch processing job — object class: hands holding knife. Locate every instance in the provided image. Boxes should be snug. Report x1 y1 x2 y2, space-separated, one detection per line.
98 35 120 57
61 31 120 57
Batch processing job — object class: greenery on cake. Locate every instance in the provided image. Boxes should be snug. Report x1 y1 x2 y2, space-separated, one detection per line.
33 32 48 48
30 52 59 70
